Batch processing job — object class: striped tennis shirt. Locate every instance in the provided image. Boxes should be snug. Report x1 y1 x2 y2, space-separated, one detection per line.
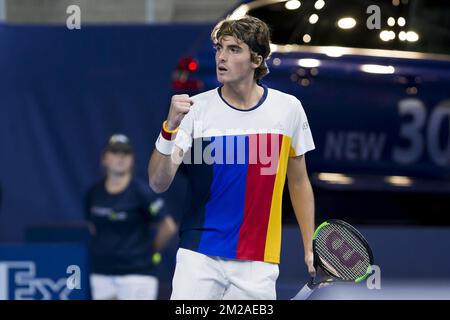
174 83 315 264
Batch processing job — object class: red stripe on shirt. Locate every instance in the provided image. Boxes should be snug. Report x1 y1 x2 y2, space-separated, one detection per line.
236 133 282 260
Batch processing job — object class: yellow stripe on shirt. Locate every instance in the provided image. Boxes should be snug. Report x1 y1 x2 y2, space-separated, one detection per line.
264 135 291 263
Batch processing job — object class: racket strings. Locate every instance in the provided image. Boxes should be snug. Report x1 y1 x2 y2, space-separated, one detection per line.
316 241 367 280
317 226 369 279
318 228 369 279
315 224 371 281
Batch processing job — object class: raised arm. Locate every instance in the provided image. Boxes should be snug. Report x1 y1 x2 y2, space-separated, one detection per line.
148 94 193 193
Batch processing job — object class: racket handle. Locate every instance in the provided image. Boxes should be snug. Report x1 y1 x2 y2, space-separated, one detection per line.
291 280 315 300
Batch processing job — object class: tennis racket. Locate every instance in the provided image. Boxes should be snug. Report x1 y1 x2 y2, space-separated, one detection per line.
291 219 374 300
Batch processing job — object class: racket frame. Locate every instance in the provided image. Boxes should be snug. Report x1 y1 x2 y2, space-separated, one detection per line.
291 219 375 300
312 219 374 284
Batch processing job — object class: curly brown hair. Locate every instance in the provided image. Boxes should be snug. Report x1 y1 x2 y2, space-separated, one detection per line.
211 15 271 80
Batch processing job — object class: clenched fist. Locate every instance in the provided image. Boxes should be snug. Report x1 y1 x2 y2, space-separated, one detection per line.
166 94 193 130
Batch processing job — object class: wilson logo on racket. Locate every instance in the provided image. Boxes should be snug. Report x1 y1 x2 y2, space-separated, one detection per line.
325 230 365 269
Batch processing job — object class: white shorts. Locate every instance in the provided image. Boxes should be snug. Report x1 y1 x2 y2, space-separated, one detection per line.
90 274 159 300
170 248 279 300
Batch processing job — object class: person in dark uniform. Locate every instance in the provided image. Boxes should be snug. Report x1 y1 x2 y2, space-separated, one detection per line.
85 134 177 300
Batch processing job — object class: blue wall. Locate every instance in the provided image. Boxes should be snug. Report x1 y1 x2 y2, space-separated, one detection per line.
0 24 211 242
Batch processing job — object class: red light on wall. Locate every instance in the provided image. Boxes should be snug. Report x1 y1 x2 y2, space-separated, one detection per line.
188 61 198 72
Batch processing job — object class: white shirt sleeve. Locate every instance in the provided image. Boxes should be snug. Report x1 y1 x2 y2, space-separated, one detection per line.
290 99 315 157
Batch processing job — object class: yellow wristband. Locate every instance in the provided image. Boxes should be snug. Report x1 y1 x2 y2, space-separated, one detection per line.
162 120 179 134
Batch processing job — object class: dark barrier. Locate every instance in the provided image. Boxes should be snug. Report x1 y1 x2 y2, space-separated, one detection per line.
0 23 211 242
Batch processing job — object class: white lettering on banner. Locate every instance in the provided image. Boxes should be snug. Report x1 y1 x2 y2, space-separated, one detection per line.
323 98 450 167
0 261 75 300
30 279 70 300
394 98 450 166
324 131 386 161
0 263 7 300
427 100 450 166
393 98 426 164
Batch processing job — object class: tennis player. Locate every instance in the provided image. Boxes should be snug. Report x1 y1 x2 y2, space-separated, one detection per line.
149 16 315 300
